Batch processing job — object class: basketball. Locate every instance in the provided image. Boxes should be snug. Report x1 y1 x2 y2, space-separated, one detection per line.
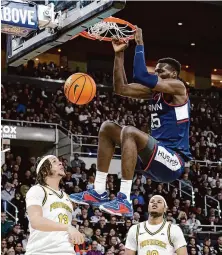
64 73 96 105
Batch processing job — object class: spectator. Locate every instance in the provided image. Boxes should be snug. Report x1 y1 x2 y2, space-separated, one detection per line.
177 211 188 224
71 154 84 168
186 212 201 233
195 207 206 223
91 229 102 243
86 241 102 255
132 212 140 224
83 219 93 238
202 238 215 255
202 246 212 255
181 173 193 193
1 212 12 238
214 236 222 255
179 218 191 238
130 190 145 205
65 102 74 115
187 238 201 255
95 217 109 235
91 208 101 223
6 234 16 249
1 182 15 202
14 242 25 254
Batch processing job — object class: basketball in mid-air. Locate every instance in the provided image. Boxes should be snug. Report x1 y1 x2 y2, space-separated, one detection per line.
64 73 96 105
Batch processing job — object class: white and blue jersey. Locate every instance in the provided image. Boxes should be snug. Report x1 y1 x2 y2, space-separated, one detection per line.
141 92 192 182
149 92 192 161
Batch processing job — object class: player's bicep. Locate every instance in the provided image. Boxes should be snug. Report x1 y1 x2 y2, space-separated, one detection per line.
117 83 152 99
27 205 43 228
124 248 137 255
27 205 43 220
176 246 188 255
154 78 186 95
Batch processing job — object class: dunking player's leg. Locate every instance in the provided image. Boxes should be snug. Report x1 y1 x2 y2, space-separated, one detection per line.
94 121 122 194
120 126 148 199
70 121 122 205
70 121 153 216
99 126 149 216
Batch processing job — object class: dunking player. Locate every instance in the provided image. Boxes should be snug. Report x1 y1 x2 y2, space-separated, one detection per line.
26 155 84 255
70 27 192 216
125 195 187 255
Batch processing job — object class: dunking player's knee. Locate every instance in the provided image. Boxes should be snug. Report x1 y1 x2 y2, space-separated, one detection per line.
121 126 150 151
99 120 120 134
121 126 136 138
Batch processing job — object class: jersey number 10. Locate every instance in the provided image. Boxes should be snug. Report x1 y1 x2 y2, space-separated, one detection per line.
147 250 159 255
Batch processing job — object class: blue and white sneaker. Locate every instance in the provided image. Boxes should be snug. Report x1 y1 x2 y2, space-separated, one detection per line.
99 192 133 217
69 189 109 207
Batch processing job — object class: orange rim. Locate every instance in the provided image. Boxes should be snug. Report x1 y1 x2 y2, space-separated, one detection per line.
72 17 135 42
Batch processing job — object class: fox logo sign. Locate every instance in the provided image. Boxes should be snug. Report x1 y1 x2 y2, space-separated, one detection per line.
1 126 17 139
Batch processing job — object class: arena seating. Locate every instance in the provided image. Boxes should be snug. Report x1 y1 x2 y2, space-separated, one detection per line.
1 65 222 255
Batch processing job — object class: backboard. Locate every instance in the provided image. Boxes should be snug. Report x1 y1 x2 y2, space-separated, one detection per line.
2 0 126 67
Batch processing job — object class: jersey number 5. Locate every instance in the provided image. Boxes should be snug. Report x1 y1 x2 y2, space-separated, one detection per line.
147 251 159 255
151 113 161 129
58 213 68 224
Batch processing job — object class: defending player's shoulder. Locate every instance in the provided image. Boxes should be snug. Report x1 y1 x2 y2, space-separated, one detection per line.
125 223 139 251
26 184 47 207
26 184 44 197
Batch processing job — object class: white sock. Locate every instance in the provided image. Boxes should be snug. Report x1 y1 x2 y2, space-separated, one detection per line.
120 179 132 201
94 171 108 194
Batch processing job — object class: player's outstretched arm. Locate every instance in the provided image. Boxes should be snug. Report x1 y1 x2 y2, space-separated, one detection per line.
112 40 152 99
133 27 186 96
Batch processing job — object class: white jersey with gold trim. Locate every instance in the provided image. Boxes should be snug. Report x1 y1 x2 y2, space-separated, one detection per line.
25 184 75 255
125 219 186 255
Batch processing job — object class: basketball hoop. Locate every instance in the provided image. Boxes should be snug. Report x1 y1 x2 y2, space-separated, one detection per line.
75 17 136 42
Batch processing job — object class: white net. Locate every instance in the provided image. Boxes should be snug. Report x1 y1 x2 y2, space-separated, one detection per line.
85 19 135 41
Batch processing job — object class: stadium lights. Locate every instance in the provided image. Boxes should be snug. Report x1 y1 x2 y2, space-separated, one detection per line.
178 22 183 26
191 43 195 46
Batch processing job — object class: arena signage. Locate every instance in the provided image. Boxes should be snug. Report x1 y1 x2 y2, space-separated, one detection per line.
1 2 38 36
1 126 17 139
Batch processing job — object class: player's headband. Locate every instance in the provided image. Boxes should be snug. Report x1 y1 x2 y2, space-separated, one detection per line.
36 155 55 174
151 195 168 208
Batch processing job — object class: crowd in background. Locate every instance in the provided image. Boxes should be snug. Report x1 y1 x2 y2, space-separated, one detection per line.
1 67 222 255
8 60 113 86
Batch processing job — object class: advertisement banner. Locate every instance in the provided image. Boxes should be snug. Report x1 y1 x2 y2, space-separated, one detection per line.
1 126 56 142
1 1 38 37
